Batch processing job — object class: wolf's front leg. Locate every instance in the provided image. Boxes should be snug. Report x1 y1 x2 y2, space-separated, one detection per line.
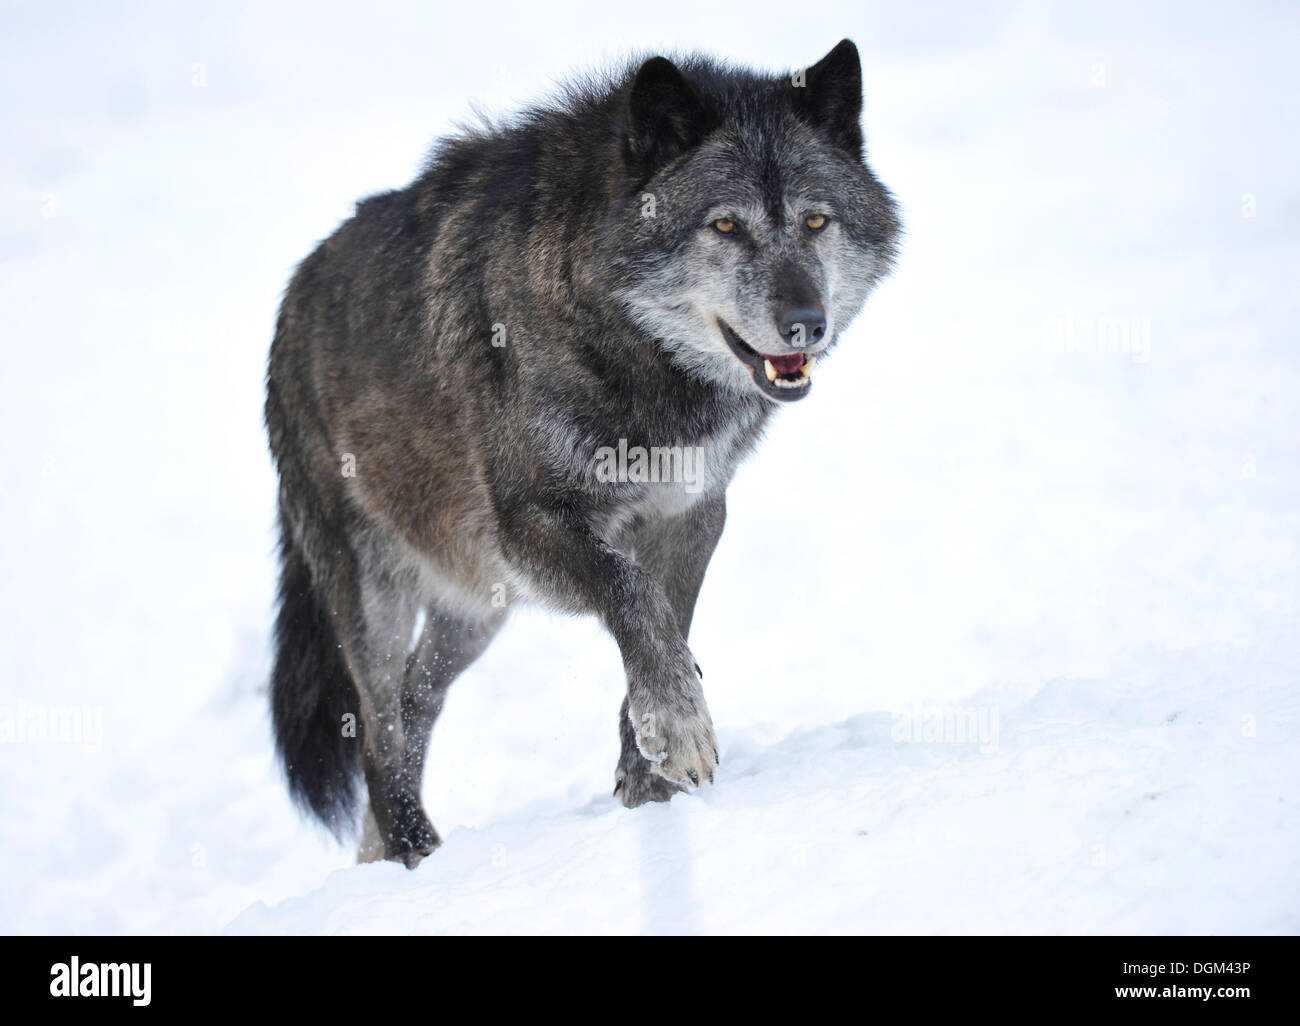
499 505 718 794
614 694 684 806
615 496 727 805
616 617 719 790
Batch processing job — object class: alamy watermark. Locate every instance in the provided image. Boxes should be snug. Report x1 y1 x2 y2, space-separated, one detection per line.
0 701 103 753
50 957 150 1006
1044 313 1151 363
891 702 1000 753
594 438 706 493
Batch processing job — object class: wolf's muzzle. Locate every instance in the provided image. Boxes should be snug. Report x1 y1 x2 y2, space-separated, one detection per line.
717 318 817 403
777 306 827 348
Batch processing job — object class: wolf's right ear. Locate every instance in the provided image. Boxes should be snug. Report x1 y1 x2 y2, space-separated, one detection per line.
624 57 712 180
793 39 865 160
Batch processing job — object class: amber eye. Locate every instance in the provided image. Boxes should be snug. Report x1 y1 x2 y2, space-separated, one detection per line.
806 213 828 231
713 217 736 235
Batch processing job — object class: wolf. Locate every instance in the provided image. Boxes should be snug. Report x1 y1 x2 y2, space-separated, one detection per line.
265 39 900 867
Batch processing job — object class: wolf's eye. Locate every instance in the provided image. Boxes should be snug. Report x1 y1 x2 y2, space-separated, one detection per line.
713 217 737 235
806 214 828 231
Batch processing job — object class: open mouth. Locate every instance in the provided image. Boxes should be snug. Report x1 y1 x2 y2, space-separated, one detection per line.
717 319 816 402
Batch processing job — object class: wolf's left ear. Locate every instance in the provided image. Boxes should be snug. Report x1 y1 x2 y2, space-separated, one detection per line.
624 57 712 180
792 39 864 159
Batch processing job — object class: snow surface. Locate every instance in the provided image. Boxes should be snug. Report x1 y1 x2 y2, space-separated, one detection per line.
1 0 1297 934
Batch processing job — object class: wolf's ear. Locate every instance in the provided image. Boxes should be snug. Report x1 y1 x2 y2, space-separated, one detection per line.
793 39 864 159
624 57 711 180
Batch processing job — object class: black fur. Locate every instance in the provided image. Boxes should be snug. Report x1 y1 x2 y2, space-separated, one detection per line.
269 509 363 836
794 39 865 158
265 41 900 866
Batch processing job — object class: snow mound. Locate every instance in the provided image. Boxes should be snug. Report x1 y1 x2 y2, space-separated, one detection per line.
229 655 1298 934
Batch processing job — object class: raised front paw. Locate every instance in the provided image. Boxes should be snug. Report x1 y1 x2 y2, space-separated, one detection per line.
626 696 718 790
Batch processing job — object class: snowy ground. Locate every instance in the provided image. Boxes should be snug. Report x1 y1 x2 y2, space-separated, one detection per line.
1 0 1297 934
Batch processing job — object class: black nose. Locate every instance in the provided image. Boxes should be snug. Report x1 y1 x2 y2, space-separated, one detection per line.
777 307 826 347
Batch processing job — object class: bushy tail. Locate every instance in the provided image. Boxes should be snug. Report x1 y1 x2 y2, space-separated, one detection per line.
270 514 363 838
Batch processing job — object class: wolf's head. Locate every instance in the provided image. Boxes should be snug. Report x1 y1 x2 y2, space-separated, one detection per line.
601 40 900 403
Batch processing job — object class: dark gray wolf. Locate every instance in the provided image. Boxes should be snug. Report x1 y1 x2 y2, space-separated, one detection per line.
265 40 900 867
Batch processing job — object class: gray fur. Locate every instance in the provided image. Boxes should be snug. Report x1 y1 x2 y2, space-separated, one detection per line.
265 40 900 867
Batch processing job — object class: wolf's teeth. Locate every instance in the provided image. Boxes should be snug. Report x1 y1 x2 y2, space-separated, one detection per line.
764 359 777 382
800 355 817 378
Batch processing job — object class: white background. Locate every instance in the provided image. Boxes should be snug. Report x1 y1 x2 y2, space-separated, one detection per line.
1 0 1297 932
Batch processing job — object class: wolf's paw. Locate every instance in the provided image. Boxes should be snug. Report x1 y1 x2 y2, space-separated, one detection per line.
626 697 718 790
360 806 441 870
388 832 441 870
614 748 684 807
387 831 441 869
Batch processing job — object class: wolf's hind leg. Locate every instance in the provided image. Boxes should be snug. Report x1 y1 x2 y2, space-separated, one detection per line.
398 608 504 790
354 596 504 868
355 667 439 869
340 555 439 869
356 805 384 864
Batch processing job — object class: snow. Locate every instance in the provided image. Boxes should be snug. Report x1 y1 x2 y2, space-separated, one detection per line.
230 665 1298 935
2 0 1297 934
